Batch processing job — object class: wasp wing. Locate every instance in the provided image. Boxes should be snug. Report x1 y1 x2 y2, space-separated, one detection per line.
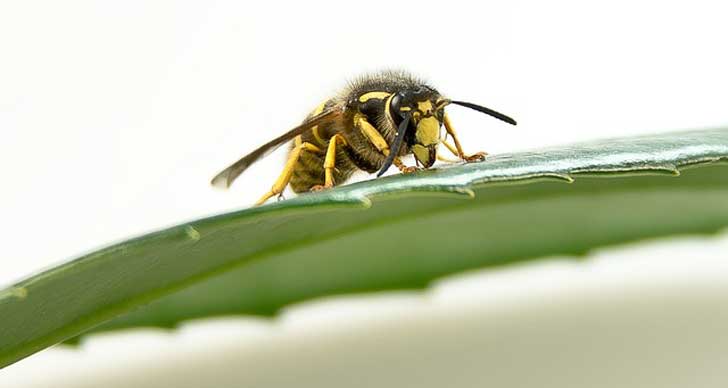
211 105 344 189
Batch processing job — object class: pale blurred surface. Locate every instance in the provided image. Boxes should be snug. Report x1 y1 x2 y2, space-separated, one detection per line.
2 0 728 385
4 234 728 387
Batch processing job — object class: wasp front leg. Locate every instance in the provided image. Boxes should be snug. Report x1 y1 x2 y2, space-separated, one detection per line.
443 112 487 162
355 115 390 155
436 146 460 163
441 140 468 161
355 115 419 173
394 157 421 173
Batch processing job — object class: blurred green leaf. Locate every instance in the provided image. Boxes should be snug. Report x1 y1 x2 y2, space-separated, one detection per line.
2 128 728 369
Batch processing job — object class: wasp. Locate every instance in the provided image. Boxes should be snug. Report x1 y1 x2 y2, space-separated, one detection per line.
211 71 517 205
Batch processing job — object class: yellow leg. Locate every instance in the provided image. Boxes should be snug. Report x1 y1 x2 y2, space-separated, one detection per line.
355 115 390 155
441 140 460 159
437 143 460 163
355 114 426 174
256 138 323 205
443 113 487 162
393 157 420 173
321 134 347 188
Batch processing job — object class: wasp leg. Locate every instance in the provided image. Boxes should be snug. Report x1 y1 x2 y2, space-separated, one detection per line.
441 140 461 159
437 143 461 163
355 115 390 155
394 157 421 174
256 137 323 205
311 134 347 191
356 115 421 173
443 113 487 162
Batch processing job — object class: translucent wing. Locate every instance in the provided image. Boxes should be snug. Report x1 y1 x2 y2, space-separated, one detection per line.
211 105 344 188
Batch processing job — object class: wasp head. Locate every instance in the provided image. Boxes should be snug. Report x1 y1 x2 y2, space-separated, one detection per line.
390 87 448 168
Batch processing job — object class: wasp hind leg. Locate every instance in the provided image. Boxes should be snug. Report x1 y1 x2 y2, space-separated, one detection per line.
310 134 347 191
256 137 323 205
443 113 487 162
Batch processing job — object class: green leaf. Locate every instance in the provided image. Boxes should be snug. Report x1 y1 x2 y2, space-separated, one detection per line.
2 128 728 368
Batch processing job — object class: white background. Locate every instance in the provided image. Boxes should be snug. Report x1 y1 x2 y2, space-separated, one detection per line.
2 0 728 386
2 0 728 284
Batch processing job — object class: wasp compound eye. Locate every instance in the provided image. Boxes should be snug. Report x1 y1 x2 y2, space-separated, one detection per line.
390 93 408 118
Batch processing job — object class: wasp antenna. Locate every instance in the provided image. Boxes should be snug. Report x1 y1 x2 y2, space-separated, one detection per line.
376 114 411 177
450 100 517 125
